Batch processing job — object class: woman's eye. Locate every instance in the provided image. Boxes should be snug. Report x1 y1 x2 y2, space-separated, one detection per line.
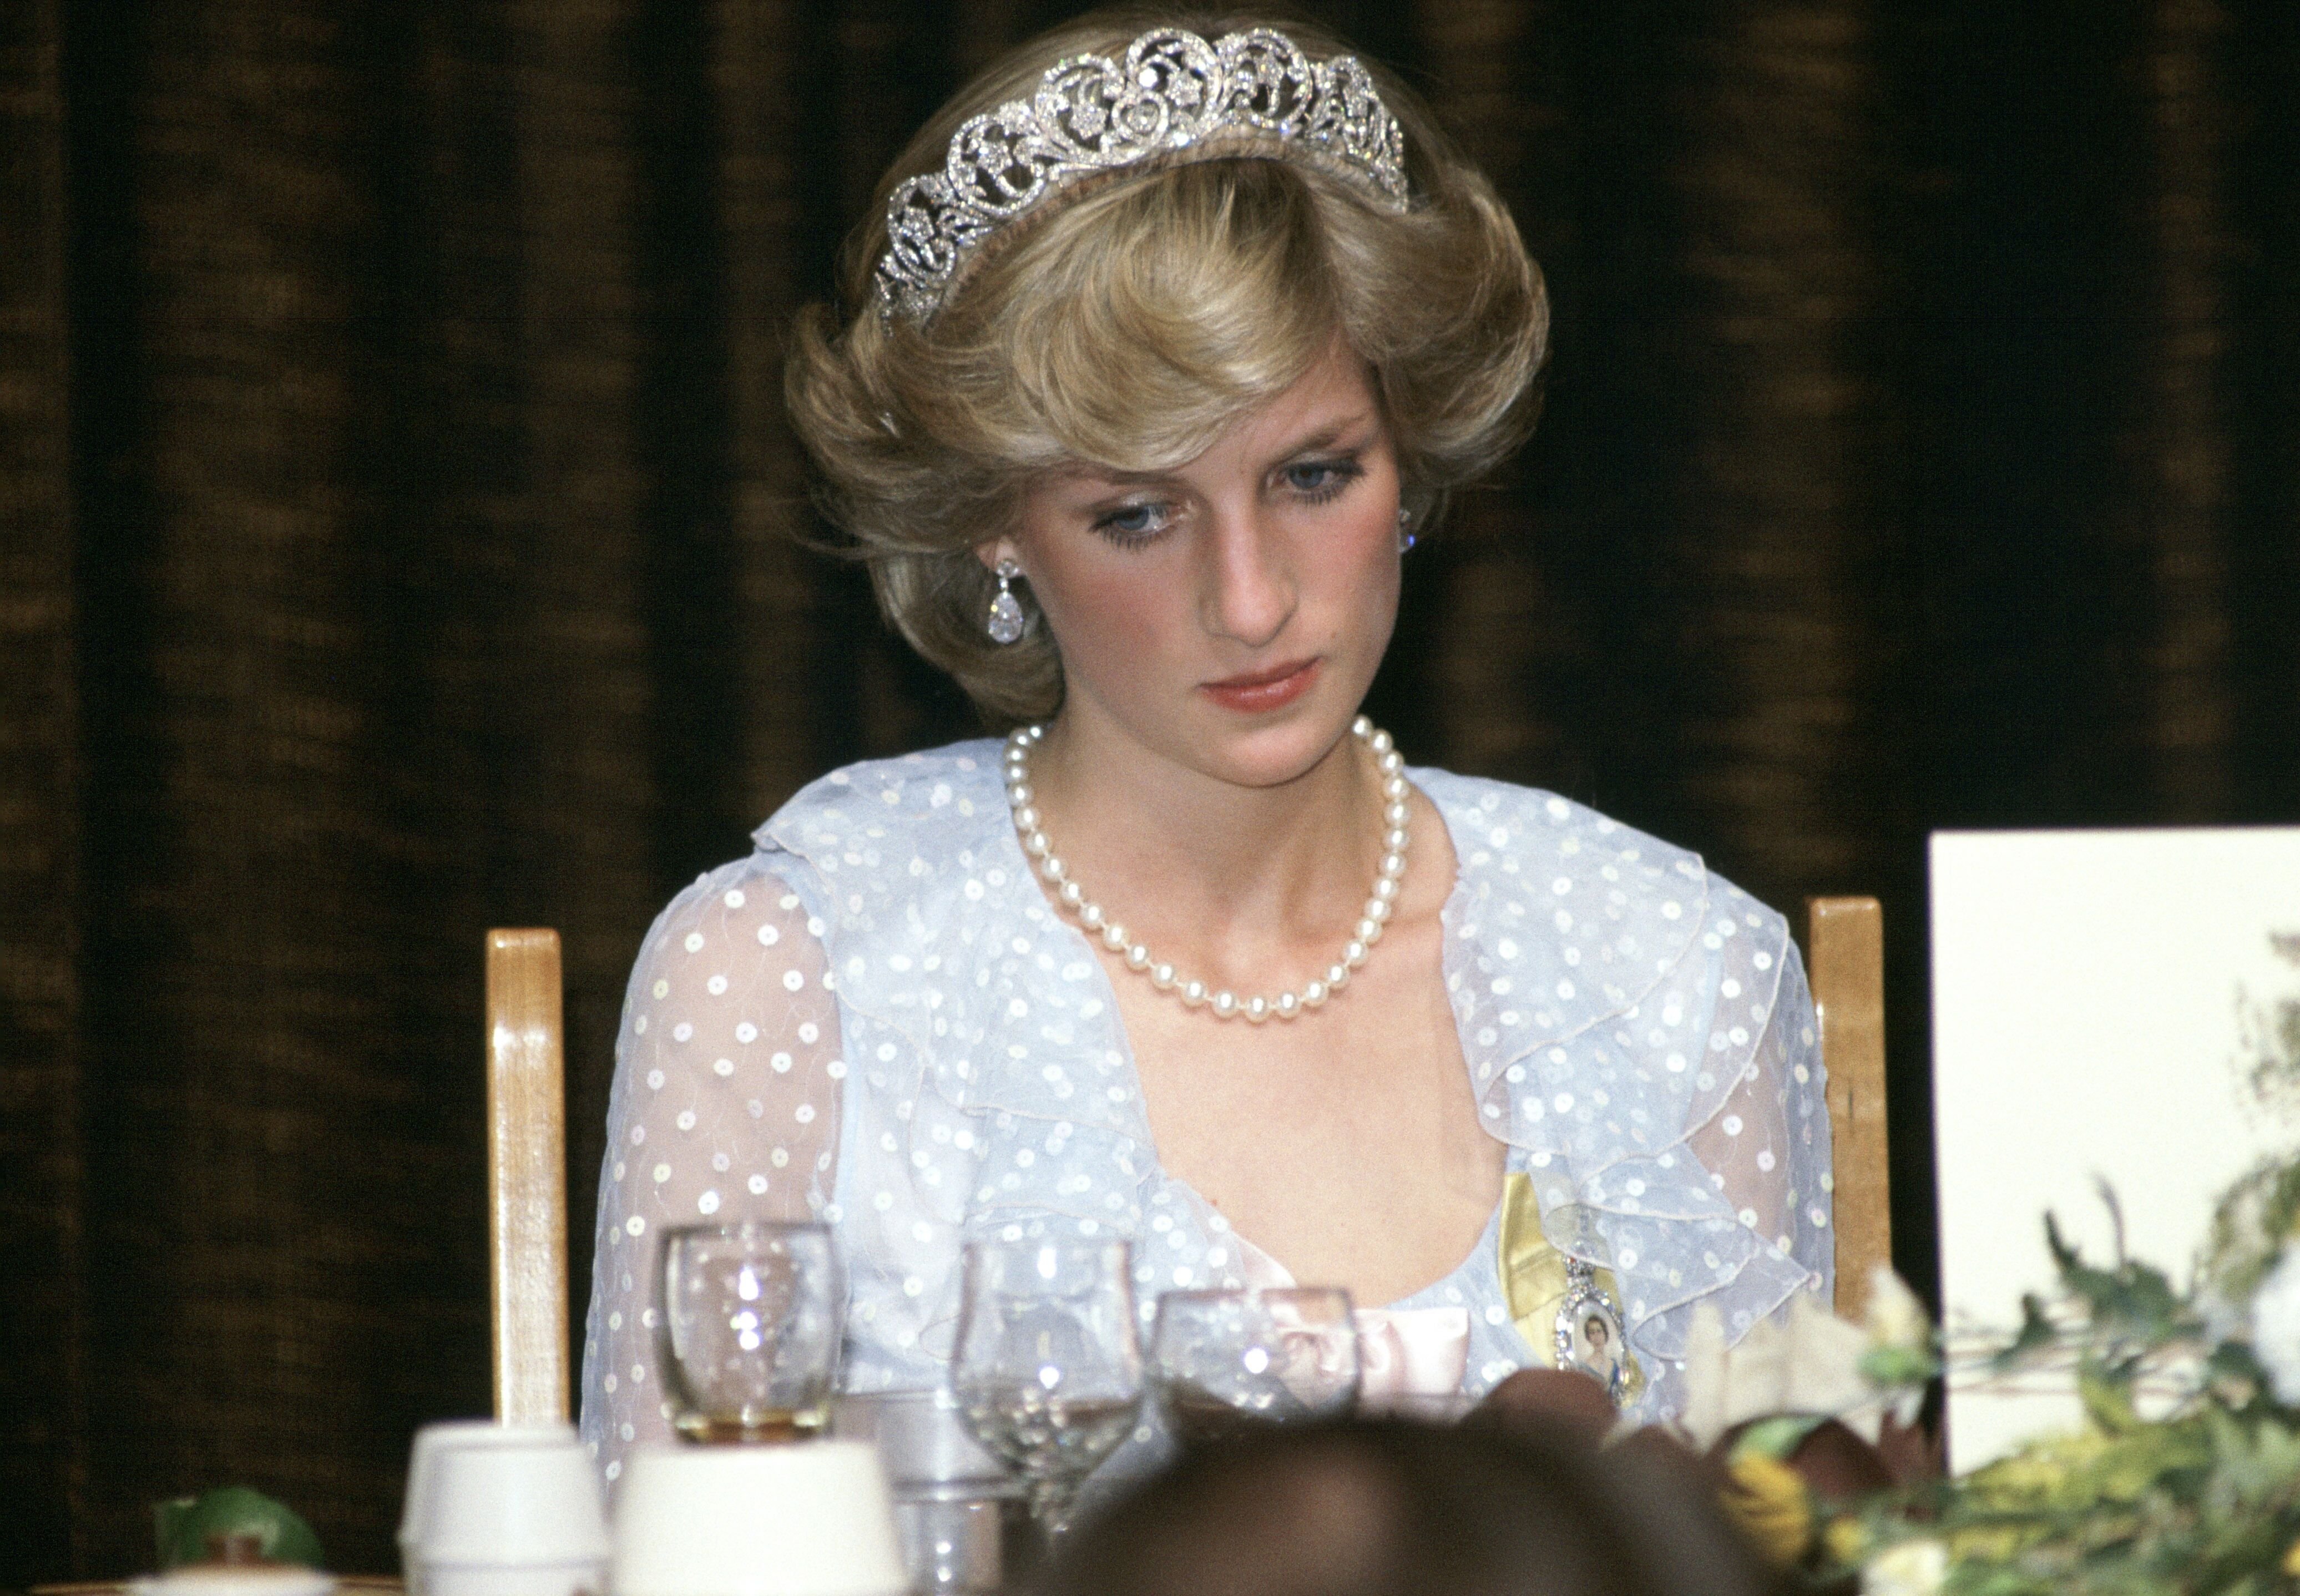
1091 501 1170 544
1282 458 1363 501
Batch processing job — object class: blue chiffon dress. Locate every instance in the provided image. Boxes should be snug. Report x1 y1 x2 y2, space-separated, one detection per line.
578 741 1833 1486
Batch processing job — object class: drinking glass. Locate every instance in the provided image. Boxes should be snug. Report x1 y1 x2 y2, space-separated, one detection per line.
835 1391 1028 1595
1149 1286 1361 1443
950 1238 1141 1539
659 1221 841 1442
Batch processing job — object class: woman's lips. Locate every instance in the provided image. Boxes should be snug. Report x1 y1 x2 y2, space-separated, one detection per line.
1200 658 1320 714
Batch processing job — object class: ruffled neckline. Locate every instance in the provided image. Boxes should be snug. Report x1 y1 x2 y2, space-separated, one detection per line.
758 739 1808 1358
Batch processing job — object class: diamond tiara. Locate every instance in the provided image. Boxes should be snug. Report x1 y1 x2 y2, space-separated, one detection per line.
873 26 1410 325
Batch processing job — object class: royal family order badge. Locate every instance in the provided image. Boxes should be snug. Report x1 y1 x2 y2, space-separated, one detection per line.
1555 1258 1632 1403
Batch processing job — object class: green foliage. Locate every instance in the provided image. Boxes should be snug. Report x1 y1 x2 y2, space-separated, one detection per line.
2201 1158 2300 1312
154 1487 325 1570
2234 934 2300 1129
1734 1412 1833 1463
1833 1405 2300 1596
1864 1343 1944 1388
2043 1206 2191 1345
1808 1175 2300 1596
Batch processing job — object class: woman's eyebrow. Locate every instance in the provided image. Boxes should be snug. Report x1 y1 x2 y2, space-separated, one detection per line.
1062 466 1181 496
1265 412 1377 461
1058 412 1380 495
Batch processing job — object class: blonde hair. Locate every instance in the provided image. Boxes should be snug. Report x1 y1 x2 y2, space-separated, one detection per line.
785 7 1548 727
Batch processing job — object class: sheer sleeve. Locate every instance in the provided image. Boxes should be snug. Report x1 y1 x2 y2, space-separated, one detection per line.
1684 936 1833 1306
578 855 844 1485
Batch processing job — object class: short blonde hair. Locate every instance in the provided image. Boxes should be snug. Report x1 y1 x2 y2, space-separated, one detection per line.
785 7 1548 727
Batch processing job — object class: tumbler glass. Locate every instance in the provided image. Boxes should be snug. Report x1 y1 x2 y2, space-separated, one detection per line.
659 1221 841 1442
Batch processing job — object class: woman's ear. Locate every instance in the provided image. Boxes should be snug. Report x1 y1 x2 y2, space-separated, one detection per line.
974 537 1019 574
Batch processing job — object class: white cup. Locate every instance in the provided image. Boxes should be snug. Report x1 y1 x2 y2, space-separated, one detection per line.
610 1441 907 1596
402 1422 547 1553
400 1421 606 1596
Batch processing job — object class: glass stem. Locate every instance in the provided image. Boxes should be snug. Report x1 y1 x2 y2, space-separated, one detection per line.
1029 1473 1080 1542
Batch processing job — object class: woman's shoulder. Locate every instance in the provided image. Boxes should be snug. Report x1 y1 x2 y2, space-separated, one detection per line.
750 738 1010 863
1418 769 1823 1375
1411 766 1789 945
626 740 1012 974
737 739 1055 1022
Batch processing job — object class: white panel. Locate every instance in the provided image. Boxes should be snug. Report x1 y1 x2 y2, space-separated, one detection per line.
1929 827 2300 1472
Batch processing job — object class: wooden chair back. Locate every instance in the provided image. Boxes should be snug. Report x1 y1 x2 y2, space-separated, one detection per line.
1806 896 1891 1318
486 928 569 1423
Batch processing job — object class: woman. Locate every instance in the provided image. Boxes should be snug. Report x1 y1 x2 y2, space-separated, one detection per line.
580 9 1831 1485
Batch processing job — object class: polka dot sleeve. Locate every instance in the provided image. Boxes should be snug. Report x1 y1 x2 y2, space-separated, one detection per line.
1684 934 1833 1299
578 855 843 1485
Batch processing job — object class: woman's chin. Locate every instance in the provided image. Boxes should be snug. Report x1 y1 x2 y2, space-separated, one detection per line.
1191 706 1363 790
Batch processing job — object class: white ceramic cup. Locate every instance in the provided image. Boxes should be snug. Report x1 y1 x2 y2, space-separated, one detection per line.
609 1441 907 1596
403 1422 555 1553
401 1421 606 1596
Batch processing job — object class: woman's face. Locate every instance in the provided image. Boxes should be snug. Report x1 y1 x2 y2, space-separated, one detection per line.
993 343 1403 790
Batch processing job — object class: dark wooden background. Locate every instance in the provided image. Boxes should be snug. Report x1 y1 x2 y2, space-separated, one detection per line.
4 0 2296 1578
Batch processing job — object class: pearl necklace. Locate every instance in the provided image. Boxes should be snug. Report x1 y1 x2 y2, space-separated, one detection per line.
1002 716 1411 1023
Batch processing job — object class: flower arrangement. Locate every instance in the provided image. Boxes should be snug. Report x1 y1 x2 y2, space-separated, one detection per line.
1686 931 2300 1594
1698 1150 2300 1596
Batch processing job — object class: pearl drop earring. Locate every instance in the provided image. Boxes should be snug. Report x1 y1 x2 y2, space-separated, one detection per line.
1397 507 1416 553
986 558 1025 645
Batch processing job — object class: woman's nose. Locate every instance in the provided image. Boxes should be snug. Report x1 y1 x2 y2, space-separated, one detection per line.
1200 507 1296 647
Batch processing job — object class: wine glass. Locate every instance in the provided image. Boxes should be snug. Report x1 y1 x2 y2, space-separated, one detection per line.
659 1221 842 1442
951 1238 1142 1539
1149 1286 1361 1444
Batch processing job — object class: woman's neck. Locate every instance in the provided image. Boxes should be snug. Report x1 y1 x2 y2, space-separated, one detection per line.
1015 706 1385 988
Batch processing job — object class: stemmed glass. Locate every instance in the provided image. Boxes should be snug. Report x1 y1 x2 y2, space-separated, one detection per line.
1149 1286 1361 1444
659 1221 843 1442
951 1238 1143 1539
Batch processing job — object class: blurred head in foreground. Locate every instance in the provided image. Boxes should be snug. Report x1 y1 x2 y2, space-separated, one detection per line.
1034 1418 1785 1596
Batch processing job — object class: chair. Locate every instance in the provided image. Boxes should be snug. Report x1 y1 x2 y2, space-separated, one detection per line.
486 928 570 1424
1805 897 1891 1319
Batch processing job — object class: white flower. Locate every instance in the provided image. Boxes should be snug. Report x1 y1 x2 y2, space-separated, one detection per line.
1862 1538 1948 1596
2251 1245 2300 1404
1864 1265 1929 1355
1676 1292 1873 1449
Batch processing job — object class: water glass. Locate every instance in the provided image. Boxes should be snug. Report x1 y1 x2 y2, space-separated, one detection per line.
836 1391 1028 1594
659 1221 841 1442
1150 1286 1361 1443
951 1238 1141 1538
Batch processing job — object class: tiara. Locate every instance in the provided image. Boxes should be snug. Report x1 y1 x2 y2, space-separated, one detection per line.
873 27 1409 325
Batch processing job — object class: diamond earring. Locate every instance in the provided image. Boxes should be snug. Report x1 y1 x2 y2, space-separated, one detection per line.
986 558 1027 645
1397 507 1416 554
